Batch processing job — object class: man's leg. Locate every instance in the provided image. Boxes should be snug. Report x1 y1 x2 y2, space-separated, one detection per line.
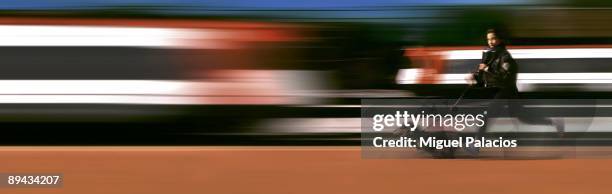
510 100 565 137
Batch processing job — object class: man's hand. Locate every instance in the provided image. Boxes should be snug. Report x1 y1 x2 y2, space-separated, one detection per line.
465 74 476 86
478 63 488 71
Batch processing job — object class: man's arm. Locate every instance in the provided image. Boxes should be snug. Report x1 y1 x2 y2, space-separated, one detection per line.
467 63 487 86
482 53 515 83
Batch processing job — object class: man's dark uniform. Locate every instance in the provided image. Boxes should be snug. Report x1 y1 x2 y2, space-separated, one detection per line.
472 44 518 98
467 44 562 143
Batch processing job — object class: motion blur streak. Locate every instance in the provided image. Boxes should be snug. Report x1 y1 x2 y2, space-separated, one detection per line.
0 78 307 104
397 72 612 84
0 25 291 48
399 46 612 90
0 1 610 149
0 80 188 95
446 48 612 59
1 2 612 194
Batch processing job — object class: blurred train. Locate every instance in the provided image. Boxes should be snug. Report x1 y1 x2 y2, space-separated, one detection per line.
399 45 612 97
1 5 612 145
0 16 408 144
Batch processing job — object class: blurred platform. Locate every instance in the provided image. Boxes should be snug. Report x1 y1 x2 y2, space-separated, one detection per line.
0 146 612 194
